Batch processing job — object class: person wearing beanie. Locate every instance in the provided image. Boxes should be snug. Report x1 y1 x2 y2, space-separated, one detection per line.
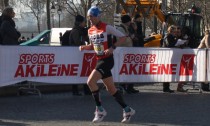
75 14 85 25
69 14 87 46
117 14 133 47
79 6 135 123
67 14 91 96
117 15 140 94
121 15 131 24
125 13 145 93
134 13 141 20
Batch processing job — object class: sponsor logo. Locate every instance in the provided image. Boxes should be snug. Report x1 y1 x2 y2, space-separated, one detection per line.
80 53 96 77
119 53 195 76
14 53 79 77
119 53 177 75
179 54 195 76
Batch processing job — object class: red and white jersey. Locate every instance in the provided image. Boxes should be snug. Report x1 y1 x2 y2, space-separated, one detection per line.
88 22 124 59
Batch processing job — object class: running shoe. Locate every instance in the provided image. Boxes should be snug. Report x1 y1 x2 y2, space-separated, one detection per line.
92 108 107 123
121 107 135 123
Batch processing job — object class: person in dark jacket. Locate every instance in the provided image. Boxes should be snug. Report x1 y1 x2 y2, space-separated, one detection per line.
69 14 91 96
0 7 21 45
69 15 88 46
132 14 144 47
162 25 177 48
162 25 177 93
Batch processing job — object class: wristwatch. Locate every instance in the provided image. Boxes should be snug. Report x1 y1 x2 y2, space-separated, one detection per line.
112 45 116 49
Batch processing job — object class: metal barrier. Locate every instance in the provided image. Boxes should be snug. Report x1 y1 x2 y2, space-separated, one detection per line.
17 81 42 97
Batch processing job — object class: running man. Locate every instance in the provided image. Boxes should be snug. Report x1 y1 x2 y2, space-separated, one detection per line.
79 6 135 123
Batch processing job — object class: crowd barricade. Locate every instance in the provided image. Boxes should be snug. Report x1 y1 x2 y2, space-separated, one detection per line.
0 45 207 88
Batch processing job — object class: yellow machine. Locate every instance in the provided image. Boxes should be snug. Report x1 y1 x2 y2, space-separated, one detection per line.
143 33 162 47
120 0 165 22
116 0 204 48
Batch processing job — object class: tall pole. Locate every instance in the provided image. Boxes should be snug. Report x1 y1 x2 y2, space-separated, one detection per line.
52 14 55 28
47 0 51 29
58 14 60 27
51 2 55 28
57 6 62 28
204 0 208 29
3 0 9 7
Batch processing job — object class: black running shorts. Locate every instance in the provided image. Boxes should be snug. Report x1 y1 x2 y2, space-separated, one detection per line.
95 55 114 79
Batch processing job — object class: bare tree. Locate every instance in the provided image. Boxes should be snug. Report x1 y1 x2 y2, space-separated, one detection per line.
4 0 9 7
18 0 207 33
174 0 210 29
197 0 210 29
60 0 115 24
203 0 210 29
20 0 45 33
0 0 9 11
46 0 51 29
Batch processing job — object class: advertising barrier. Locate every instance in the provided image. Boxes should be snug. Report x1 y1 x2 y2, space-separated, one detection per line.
207 50 210 81
0 46 206 87
115 47 205 83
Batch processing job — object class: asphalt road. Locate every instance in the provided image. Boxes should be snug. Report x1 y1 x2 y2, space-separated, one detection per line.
0 83 210 126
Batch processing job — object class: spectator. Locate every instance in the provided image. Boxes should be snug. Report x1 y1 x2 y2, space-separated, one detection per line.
68 15 88 46
0 7 21 45
132 13 144 47
59 32 62 41
68 14 91 96
198 30 210 48
176 26 190 92
162 25 177 93
116 14 133 47
163 26 191 92
117 14 139 94
79 6 135 123
19 36 27 43
197 30 210 91
31 33 34 39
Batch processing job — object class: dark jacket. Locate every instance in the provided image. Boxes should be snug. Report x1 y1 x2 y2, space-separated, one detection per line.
0 16 21 45
133 21 144 47
69 25 88 46
162 33 177 47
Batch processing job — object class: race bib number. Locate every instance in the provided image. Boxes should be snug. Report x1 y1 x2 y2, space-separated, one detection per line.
93 43 104 56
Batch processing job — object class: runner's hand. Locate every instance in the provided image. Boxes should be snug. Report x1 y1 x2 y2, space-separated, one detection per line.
104 48 114 56
79 46 84 51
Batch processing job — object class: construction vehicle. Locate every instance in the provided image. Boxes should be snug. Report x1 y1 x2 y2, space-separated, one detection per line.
115 0 204 48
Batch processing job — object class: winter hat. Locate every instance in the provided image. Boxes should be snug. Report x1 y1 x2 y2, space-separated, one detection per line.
75 14 85 23
87 6 101 17
134 14 141 20
121 15 131 23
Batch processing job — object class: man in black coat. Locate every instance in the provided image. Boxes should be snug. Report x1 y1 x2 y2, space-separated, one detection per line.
132 14 144 47
0 7 21 45
68 15 91 96
162 25 177 93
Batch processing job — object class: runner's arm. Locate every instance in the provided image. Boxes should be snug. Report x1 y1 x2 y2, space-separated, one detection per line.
79 43 93 51
106 25 126 47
